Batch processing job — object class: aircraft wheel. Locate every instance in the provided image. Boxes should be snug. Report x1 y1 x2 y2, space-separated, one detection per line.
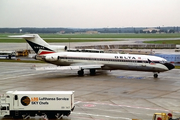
78 69 84 76
154 74 158 78
8 55 11 59
90 69 96 76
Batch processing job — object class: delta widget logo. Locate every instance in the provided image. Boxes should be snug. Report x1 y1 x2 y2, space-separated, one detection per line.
21 96 30 106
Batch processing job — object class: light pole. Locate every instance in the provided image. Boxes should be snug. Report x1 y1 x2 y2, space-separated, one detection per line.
68 38 71 50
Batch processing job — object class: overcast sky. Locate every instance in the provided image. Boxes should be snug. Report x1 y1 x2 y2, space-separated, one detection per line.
0 0 180 28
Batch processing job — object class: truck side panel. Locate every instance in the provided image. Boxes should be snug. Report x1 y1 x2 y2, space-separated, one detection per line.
10 94 73 111
0 91 75 118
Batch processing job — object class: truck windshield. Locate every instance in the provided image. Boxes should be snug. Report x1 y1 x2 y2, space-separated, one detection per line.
1 106 6 110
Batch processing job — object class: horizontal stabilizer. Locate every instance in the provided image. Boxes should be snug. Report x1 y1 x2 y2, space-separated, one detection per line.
9 34 36 38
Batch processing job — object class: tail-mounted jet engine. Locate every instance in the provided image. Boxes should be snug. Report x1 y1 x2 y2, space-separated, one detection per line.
33 55 44 61
49 45 67 52
45 56 59 62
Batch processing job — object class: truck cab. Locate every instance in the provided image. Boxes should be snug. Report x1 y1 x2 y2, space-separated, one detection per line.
0 94 10 117
0 103 10 116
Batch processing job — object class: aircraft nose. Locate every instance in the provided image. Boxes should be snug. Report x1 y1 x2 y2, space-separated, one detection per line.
163 63 175 70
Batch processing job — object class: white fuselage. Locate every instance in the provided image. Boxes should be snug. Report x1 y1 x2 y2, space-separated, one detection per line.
42 52 170 72
9 34 175 77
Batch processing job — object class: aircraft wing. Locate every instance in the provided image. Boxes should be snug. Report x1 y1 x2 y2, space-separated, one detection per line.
32 64 104 71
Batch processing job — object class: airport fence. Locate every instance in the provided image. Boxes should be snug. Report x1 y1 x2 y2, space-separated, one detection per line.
75 44 176 50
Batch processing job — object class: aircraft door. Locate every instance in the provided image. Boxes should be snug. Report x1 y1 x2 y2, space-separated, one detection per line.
128 60 137 70
142 58 146 67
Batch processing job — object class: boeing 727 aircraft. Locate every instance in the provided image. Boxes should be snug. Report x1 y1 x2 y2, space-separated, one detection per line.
10 34 175 78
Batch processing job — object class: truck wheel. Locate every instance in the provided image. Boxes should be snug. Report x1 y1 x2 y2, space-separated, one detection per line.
42 114 48 119
13 115 22 119
63 112 70 116
13 111 21 119
55 113 62 119
46 114 56 119
8 55 12 59
22 114 30 119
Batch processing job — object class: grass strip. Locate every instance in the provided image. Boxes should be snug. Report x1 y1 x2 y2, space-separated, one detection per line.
143 40 180 44
0 38 120 43
0 59 45 63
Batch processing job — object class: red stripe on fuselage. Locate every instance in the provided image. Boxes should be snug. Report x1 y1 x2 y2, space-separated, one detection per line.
39 51 55 55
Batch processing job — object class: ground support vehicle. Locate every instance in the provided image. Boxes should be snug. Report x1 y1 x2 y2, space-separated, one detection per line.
0 91 75 119
133 113 180 120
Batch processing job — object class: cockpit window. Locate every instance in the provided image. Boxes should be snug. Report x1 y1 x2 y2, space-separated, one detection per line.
160 60 166 63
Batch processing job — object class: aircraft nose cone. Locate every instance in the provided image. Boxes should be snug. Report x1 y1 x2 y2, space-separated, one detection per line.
163 63 175 70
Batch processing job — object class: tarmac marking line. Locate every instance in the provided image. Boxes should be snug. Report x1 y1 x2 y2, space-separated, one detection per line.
76 101 170 112
72 112 131 120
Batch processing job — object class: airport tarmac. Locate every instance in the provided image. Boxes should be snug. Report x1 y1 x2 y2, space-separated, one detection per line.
0 62 180 120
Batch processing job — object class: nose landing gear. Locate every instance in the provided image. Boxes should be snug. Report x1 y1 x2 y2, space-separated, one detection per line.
153 72 159 78
154 74 158 78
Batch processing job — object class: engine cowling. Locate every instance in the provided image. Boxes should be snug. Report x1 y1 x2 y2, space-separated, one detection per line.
49 45 67 52
45 56 59 62
33 55 45 61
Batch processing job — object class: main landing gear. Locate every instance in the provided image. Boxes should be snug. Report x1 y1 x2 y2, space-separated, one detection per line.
77 69 96 76
90 69 96 76
78 69 84 76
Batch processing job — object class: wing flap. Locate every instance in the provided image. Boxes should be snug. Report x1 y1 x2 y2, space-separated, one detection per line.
33 66 81 71
32 64 104 71
80 64 103 69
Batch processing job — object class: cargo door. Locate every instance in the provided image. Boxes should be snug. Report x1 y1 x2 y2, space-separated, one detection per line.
128 60 137 70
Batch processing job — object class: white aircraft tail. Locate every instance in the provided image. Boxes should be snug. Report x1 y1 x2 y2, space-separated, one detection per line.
9 34 67 55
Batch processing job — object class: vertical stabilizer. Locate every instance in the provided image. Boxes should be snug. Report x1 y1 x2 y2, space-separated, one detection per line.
9 34 67 55
9 34 53 54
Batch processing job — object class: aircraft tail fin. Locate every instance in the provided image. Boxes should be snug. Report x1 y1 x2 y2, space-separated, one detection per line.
9 34 51 54
9 34 67 55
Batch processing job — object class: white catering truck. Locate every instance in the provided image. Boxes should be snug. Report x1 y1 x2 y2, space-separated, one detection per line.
0 91 75 119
